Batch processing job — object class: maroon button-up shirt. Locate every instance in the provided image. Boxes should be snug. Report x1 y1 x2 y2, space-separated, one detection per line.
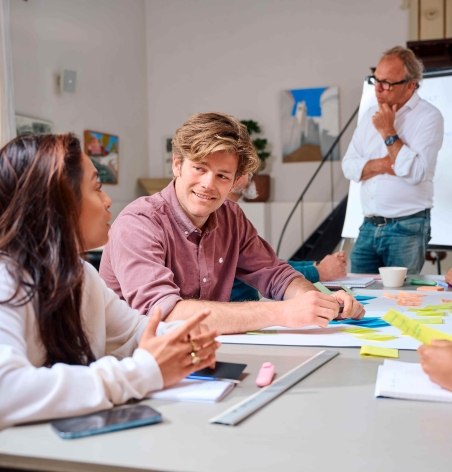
100 182 302 317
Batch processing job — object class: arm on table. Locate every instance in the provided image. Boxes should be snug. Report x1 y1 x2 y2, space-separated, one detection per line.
167 278 365 334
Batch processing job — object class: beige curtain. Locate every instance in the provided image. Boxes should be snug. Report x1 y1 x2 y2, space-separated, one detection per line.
0 0 15 147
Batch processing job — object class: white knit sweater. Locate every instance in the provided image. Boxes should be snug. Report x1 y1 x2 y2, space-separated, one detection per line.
0 258 176 429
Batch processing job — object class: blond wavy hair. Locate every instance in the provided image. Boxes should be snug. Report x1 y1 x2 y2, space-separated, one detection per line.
172 112 260 176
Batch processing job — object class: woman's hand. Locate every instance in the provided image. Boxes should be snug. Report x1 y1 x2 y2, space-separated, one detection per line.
418 339 452 392
445 268 452 285
139 307 220 387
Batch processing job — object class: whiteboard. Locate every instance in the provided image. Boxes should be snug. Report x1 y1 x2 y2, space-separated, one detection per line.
342 71 452 247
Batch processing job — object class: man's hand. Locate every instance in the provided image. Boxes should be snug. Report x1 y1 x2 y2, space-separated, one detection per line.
445 269 452 285
372 103 397 139
418 340 452 392
281 291 340 328
315 251 347 281
332 290 365 320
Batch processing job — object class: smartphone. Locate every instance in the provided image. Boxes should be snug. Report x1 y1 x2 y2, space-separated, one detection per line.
51 405 162 439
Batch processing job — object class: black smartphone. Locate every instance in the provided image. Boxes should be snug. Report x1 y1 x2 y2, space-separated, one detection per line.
51 405 162 439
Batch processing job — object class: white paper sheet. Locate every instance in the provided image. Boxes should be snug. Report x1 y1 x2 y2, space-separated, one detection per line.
217 290 452 350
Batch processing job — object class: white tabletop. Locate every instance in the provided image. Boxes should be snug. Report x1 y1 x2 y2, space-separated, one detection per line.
1 340 452 472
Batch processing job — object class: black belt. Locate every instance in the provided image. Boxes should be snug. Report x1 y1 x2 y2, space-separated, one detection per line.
365 209 429 227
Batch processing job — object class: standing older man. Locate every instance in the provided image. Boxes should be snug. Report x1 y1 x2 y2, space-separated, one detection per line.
342 46 444 274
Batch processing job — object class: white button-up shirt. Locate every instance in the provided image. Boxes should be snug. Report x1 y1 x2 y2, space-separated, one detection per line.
342 92 444 218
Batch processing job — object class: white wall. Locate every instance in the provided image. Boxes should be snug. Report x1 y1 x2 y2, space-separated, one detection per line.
144 0 408 203
11 0 150 218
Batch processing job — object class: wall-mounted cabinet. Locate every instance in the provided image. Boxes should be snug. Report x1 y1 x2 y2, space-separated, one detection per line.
403 0 452 40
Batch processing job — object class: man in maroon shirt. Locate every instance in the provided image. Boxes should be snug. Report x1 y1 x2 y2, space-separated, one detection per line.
100 112 364 334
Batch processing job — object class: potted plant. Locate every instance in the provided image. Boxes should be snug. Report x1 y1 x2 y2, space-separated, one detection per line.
240 119 271 202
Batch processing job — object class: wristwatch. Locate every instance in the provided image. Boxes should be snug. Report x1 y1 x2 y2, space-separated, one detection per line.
384 134 399 146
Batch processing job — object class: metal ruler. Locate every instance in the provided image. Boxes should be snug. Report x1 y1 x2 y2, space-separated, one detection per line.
209 350 339 426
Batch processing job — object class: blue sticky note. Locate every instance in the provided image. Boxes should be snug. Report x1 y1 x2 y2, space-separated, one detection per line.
355 295 377 302
330 317 390 328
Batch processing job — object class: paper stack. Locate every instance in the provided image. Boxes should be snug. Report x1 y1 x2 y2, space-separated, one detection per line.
148 379 235 403
375 359 452 403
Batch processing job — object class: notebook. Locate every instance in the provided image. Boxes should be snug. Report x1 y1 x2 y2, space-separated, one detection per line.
148 379 235 403
375 359 452 403
323 276 375 288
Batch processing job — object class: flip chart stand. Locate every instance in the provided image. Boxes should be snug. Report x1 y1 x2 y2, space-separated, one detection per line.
209 350 339 426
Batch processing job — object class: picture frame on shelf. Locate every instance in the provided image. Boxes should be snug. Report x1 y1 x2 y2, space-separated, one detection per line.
84 130 119 184
16 114 53 136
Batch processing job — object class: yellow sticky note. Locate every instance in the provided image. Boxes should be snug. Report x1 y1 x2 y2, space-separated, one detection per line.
382 309 452 344
424 304 452 311
355 333 398 341
415 310 446 317
343 327 377 334
414 317 443 325
360 345 399 358
246 330 277 335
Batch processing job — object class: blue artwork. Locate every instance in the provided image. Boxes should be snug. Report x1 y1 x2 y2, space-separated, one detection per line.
281 86 339 162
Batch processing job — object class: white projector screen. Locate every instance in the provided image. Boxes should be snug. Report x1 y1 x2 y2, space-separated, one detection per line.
342 70 452 248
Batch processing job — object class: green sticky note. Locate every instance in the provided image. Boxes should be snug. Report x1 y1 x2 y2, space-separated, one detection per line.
360 345 399 358
382 309 452 344
246 330 277 335
410 278 437 286
314 282 333 294
338 282 354 295
414 317 443 325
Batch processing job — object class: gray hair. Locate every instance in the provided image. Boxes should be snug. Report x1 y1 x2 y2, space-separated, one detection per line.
381 46 424 89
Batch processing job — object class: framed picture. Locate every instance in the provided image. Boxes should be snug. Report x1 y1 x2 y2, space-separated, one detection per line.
84 130 119 184
281 87 339 162
164 136 174 178
16 114 53 136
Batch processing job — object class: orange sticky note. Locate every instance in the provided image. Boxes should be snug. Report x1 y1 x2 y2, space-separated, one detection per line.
416 286 444 291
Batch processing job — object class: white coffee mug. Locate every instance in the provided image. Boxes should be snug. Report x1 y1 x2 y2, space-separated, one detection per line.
378 267 408 288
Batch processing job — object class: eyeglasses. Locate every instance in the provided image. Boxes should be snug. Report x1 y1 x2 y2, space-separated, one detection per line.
366 75 408 91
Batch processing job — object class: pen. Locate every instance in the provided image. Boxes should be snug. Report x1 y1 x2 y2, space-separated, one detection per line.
186 375 241 384
339 238 345 252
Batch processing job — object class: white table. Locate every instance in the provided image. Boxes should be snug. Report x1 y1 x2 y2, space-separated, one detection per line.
2 288 452 472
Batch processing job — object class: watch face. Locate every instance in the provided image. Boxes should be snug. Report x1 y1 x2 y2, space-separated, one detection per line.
385 135 398 146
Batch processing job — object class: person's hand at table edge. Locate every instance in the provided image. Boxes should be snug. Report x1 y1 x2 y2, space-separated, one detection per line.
418 339 452 392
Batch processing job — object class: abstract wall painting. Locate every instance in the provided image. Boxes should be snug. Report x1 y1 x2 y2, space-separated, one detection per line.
281 87 339 162
84 130 119 184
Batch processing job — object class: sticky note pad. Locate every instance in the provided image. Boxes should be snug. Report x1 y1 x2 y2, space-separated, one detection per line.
246 330 277 335
416 286 444 291
414 317 443 325
382 309 452 344
343 327 377 334
360 345 399 358
313 282 332 294
424 304 452 310
415 310 446 317
355 333 398 342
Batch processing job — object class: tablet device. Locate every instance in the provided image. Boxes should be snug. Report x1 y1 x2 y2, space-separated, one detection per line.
52 404 162 439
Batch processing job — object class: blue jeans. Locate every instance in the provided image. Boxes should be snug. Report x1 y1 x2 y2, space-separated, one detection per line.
351 212 431 274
